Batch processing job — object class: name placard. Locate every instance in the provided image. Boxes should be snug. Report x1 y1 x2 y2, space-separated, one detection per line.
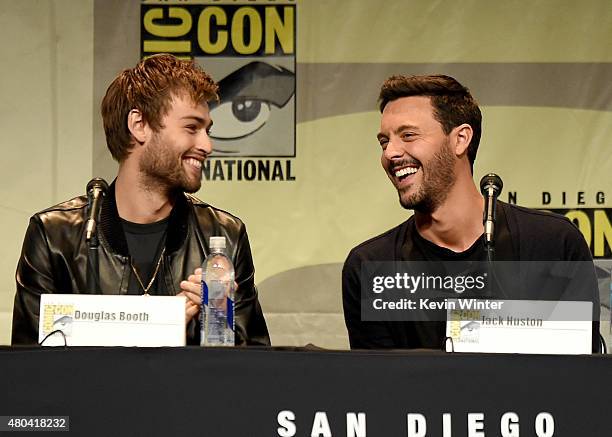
38 294 186 347
446 300 593 354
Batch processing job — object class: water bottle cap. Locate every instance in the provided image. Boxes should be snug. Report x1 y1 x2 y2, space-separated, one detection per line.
209 236 226 251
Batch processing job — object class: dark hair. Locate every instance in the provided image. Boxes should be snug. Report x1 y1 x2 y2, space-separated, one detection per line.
101 54 219 162
379 74 482 172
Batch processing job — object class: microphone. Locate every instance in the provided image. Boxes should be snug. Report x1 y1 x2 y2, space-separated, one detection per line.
479 173 503 252
85 178 109 242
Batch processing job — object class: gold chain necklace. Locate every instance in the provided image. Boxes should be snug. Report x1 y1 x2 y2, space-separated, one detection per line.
130 247 166 295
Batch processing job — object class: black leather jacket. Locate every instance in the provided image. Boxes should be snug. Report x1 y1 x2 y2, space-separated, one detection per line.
12 184 270 346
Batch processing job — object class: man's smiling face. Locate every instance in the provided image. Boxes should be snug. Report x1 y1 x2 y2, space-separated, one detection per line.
139 93 213 194
377 96 457 213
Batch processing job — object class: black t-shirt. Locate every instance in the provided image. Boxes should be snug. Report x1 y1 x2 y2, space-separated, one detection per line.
409 226 484 262
121 217 169 295
402 204 515 263
342 202 600 351
398 222 488 349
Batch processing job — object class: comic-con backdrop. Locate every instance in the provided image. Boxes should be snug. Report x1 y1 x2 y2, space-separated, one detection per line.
93 0 612 348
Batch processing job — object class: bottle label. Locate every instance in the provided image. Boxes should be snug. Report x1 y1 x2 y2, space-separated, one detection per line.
202 280 208 306
227 297 234 332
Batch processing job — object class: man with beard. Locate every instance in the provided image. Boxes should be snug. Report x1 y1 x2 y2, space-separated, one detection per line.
342 74 599 351
12 54 269 346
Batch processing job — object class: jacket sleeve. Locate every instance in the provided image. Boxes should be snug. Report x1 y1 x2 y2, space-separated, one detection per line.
563 221 601 353
342 250 395 349
233 224 270 346
12 216 57 345
508 205 602 353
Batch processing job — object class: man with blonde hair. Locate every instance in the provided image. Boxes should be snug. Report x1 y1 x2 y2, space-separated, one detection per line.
12 54 269 346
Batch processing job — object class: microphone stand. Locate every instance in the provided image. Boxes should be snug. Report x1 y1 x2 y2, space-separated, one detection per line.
480 173 504 298
483 227 505 299
85 178 108 293
483 187 496 263
87 227 100 293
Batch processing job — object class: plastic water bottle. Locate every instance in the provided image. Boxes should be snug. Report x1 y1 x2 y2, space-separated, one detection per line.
201 236 235 346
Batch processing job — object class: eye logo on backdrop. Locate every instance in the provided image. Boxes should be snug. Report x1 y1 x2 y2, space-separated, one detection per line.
141 0 296 181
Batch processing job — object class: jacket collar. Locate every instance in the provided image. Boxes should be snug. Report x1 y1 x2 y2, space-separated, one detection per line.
99 180 190 257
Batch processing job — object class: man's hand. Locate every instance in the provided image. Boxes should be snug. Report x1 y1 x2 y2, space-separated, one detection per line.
179 268 203 324
179 268 239 325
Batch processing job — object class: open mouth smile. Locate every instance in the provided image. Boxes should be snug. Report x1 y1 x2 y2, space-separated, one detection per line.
183 157 203 170
392 165 420 185
394 166 418 179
